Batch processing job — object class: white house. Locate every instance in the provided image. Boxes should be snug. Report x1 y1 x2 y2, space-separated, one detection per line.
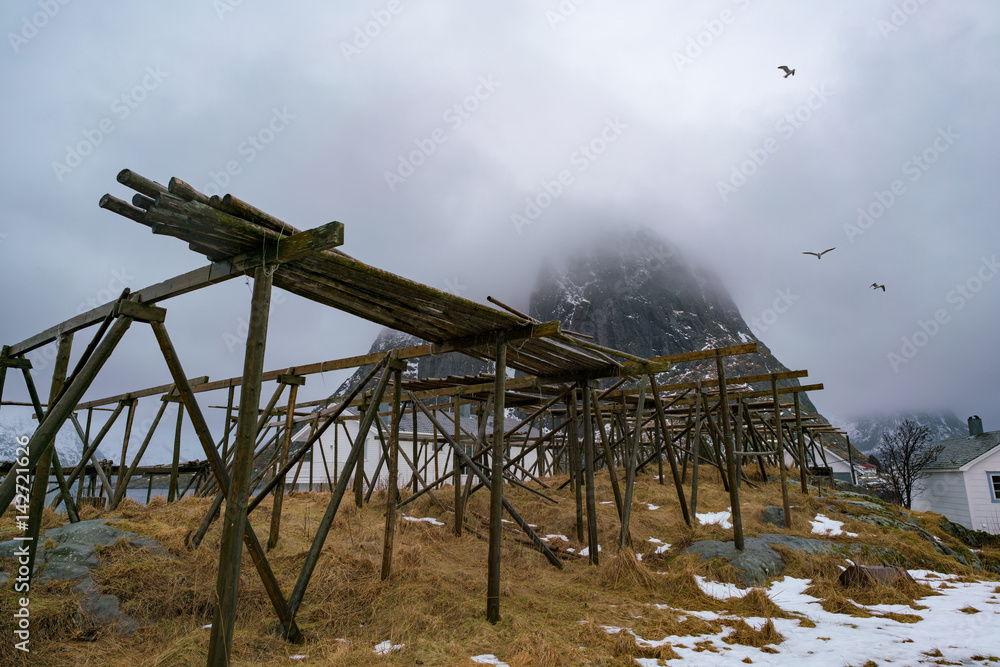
911 417 1000 533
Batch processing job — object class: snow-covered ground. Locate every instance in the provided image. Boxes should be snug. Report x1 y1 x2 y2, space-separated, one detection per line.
696 509 733 529
809 513 858 538
602 569 1000 665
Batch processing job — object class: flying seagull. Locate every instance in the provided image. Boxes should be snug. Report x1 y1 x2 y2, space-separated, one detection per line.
870 283 886 292
778 65 796 78
802 247 835 259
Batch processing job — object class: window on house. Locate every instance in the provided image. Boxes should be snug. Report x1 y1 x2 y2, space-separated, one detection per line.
989 472 1000 502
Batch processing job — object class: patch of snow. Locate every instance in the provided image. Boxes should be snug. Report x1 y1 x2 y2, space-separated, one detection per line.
290 656 307 661
373 641 404 655
579 545 602 556
470 655 509 666
696 509 733 529
646 503 660 510
403 514 445 526
810 514 858 537
541 534 569 542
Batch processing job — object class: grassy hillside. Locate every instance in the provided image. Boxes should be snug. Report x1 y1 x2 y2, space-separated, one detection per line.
2 467 998 666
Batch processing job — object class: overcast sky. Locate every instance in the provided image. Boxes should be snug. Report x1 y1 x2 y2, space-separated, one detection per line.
1 1 998 463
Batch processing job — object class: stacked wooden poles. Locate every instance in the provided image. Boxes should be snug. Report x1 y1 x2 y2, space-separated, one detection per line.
770 376 791 529
381 357 406 579
207 265 274 665
269 374 304 550
716 351 744 550
24 334 73 580
487 331 507 624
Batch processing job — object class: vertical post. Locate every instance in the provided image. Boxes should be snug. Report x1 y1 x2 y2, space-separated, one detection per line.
222 385 235 463
715 352 743 551
114 398 138 503
412 405 419 493
649 376 691 527
581 381 599 565
24 333 73 580
770 376 791 529
168 401 184 502
793 392 808 494
381 358 405 579
568 389 584 543
354 395 367 508
486 332 506 624
333 422 339 485
846 434 856 485
269 375 304 550
619 377 645 549
207 264 272 667
453 395 463 537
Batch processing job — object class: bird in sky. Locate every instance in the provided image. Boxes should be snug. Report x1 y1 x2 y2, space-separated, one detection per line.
778 65 796 78
802 247 835 259
870 283 886 291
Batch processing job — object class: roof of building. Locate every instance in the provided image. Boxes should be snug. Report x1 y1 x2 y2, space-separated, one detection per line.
925 430 1000 470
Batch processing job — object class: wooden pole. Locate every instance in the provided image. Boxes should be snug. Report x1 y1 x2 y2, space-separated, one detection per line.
381 358 405 579
148 319 300 643
269 375 303 550
793 392 808 494
649 376 691 527
207 265 273 666
568 389 584 543
453 394 463 537
23 333 73 580
619 376 645 549
114 398 138 503
286 360 393 620
715 352 743 550
770 376 791 528
110 396 170 510
591 388 623 520
486 332 507 624
581 381 599 565
222 384 235 463
168 402 184 502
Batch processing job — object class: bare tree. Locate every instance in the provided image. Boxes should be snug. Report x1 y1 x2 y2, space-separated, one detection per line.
874 420 943 509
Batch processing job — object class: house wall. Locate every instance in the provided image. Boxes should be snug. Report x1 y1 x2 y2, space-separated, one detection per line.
912 471 972 528
963 452 1000 534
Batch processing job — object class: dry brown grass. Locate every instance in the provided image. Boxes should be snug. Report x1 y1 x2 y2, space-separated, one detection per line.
0 465 989 666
